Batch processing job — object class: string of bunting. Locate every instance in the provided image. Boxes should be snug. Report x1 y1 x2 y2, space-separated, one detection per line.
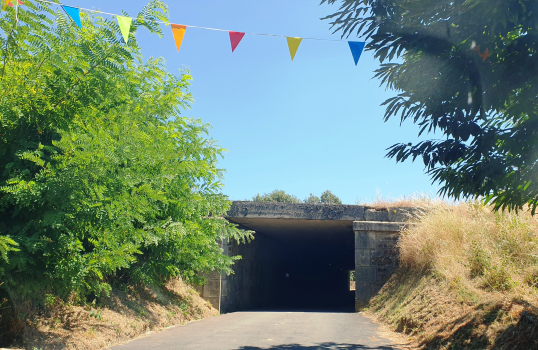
3 0 367 65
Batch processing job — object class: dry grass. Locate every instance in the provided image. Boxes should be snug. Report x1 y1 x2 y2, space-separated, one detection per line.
18 278 218 350
400 201 538 296
357 192 447 209
369 201 538 349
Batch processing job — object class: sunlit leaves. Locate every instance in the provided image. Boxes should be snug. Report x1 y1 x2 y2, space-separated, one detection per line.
0 0 251 301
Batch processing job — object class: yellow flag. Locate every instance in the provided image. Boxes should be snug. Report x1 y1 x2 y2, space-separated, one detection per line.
117 16 132 43
286 37 302 61
171 24 187 51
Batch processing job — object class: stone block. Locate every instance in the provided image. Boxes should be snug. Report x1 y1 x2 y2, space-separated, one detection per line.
354 266 376 283
205 269 221 280
355 231 376 249
355 249 370 267
355 282 372 310
353 221 407 232
375 233 399 250
205 297 220 311
203 280 221 298
376 266 397 284
388 207 422 222
364 210 389 222
355 282 371 300
371 250 397 267
370 283 386 296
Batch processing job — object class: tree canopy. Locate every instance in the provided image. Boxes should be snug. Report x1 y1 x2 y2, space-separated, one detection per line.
253 190 302 203
323 0 538 212
0 0 251 301
254 190 342 204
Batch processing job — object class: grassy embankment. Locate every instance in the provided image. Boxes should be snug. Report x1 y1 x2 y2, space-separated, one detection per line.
3 279 217 350
368 200 538 349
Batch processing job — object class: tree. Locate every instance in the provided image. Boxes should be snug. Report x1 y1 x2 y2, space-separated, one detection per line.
0 1 251 301
304 193 321 203
320 190 343 204
323 0 538 212
253 190 302 203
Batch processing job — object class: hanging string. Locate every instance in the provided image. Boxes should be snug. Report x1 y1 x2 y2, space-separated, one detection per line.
32 0 345 42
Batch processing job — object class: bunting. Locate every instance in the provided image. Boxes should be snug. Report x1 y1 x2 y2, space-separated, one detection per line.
286 37 302 61
229 31 245 53
22 0 371 67
3 0 22 10
348 41 365 65
116 15 132 43
62 5 81 28
171 24 187 51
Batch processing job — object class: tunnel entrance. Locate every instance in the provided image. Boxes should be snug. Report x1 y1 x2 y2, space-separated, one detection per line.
221 203 361 313
261 221 355 310
205 201 411 313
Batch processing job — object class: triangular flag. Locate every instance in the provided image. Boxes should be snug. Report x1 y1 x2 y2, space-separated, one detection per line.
171 24 187 51
286 37 302 61
62 6 81 28
117 16 132 44
348 41 365 65
229 31 245 52
4 0 22 10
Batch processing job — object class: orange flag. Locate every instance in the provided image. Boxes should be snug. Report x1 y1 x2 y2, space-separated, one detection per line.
171 24 187 51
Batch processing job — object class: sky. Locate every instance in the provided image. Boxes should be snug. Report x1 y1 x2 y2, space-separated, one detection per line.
59 0 439 204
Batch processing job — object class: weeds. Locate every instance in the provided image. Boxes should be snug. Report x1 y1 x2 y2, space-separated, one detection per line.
399 201 538 296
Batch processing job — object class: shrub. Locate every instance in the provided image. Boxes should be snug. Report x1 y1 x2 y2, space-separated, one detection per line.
0 0 251 304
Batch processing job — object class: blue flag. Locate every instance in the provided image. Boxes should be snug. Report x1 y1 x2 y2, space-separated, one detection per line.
62 5 81 28
348 41 365 65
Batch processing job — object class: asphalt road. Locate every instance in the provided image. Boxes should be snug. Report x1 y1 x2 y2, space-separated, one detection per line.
109 311 402 350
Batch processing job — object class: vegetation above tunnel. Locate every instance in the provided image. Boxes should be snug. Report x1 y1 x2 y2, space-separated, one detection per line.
253 189 342 204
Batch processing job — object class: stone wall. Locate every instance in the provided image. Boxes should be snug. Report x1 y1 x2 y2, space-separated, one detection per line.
194 270 222 310
220 231 281 314
353 221 410 310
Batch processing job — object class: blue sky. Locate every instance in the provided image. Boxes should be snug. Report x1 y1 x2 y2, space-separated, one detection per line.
64 0 439 204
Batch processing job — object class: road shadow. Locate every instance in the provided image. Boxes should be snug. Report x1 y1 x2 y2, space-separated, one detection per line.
236 343 399 349
245 306 356 314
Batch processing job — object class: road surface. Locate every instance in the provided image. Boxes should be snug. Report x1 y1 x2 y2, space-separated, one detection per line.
109 311 403 349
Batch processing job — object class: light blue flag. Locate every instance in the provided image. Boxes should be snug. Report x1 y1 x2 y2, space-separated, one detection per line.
62 5 81 28
348 41 365 65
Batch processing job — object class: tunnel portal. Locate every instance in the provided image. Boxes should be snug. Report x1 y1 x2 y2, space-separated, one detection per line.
197 202 413 313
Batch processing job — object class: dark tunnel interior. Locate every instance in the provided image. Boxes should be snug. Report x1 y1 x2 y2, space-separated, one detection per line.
221 219 355 313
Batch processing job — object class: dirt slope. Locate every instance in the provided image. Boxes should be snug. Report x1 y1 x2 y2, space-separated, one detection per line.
17 279 217 350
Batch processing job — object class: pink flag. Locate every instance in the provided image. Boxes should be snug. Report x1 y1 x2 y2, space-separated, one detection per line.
229 31 245 52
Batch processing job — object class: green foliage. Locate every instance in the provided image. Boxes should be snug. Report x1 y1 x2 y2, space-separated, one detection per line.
0 236 19 263
304 193 321 203
304 190 342 204
320 190 342 204
0 1 251 302
254 190 343 204
253 190 302 203
323 0 538 213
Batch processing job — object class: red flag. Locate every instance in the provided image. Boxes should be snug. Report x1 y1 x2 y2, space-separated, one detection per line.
229 31 245 52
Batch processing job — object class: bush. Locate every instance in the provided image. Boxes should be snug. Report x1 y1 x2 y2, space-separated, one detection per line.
0 1 251 304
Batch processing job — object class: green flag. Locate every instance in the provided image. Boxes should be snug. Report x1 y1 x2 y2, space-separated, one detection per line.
117 16 132 43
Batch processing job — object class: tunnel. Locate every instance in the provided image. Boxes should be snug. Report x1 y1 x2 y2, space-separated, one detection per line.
220 202 361 313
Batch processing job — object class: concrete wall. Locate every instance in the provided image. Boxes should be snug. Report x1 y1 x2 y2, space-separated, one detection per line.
194 203 420 313
194 270 222 310
220 231 281 314
353 221 410 310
